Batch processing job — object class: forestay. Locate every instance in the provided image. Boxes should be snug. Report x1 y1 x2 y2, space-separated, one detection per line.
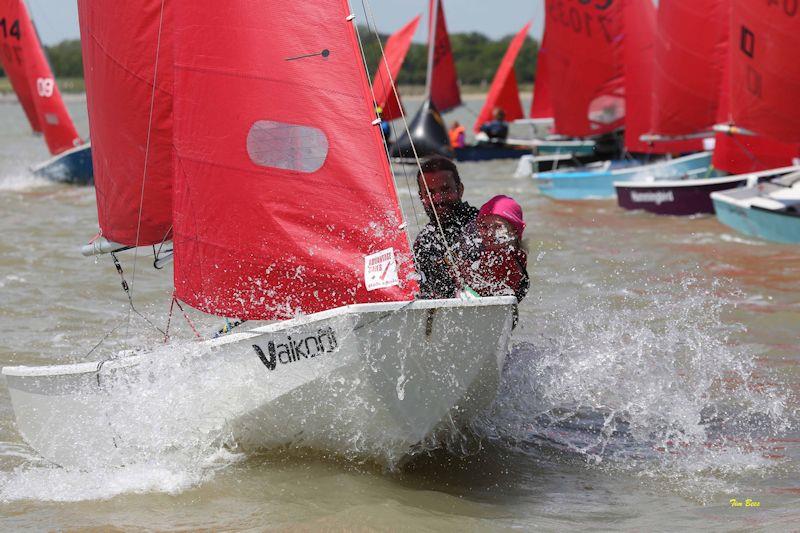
172 0 419 321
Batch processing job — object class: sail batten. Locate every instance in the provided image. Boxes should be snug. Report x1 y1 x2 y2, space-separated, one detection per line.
172 0 417 321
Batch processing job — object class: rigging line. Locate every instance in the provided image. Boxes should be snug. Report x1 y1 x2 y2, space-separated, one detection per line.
111 252 166 336
126 0 166 336
360 0 466 291
355 3 422 234
351 14 422 273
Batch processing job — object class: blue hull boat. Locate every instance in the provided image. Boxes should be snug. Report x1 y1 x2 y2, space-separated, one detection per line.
31 143 94 185
532 152 713 200
710 167 800 244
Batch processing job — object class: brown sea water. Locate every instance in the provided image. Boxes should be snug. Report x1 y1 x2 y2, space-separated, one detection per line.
0 96 798 531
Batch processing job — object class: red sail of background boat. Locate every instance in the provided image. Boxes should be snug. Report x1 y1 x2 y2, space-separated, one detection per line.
77 0 173 246
712 24 799 174
726 0 800 144
543 0 624 137
622 0 702 154
372 14 420 122
427 0 461 112
0 0 81 154
172 0 418 320
529 26 553 120
473 22 530 132
650 0 728 137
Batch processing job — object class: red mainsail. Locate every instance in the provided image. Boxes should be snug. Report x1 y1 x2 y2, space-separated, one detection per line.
78 0 173 246
372 14 420 122
651 0 728 137
0 0 39 133
623 0 702 154
727 0 800 143
172 0 418 320
427 0 461 112
0 0 81 154
473 22 530 133
544 0 624 137
529 27 553 120
713 37 799 174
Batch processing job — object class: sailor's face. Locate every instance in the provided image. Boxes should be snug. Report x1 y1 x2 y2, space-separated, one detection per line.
417 170 463 220
478 214 517 249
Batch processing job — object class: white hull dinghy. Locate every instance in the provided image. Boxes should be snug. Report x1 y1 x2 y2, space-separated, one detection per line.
3 297 514 467
3 1 518 468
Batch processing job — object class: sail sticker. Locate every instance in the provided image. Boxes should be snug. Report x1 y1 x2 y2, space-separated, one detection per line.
246 120 328 173
364 248 399 291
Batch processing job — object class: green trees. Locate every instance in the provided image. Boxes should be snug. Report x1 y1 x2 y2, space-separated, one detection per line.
2 32 540 88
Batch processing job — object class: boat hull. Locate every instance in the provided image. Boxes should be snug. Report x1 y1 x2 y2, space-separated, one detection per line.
454 145 531 162
534 152 713 201
2 297 515 468
712 189 800 244
31 142 93 185
614 175 747 215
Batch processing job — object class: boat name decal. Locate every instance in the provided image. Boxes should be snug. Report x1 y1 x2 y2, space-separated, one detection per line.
253 326 338 371
630 190 674 205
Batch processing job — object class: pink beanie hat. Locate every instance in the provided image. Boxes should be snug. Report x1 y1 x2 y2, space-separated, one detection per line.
478 195 525 237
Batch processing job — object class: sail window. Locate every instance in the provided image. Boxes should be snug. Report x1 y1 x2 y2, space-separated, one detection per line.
246 120 328 173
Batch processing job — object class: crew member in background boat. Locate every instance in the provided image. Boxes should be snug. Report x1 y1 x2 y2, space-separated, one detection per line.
477 107 509 146
449 121 466 148
414 156 478 299
377 106 392 143
458 195 529 303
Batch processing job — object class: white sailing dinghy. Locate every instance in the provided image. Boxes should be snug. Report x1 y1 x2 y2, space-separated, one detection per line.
1 0 516 468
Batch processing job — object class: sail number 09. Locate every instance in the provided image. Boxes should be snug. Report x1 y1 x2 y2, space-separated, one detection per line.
0 18 21 40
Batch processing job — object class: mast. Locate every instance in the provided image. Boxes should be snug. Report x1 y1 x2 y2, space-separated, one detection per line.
424 0 438 99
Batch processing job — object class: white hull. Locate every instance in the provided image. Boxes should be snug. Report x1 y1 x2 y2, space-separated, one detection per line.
2 297 515 468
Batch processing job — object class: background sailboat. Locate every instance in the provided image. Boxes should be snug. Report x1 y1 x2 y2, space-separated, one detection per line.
371 14 420 122
2 0 517 468
0 0 92 184
616 0 800 216
711 0 800 243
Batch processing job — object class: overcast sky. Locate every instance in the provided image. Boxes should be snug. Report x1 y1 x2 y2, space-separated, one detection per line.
28 0 547 46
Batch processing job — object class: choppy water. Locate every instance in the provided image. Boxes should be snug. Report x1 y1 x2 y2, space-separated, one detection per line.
0 96 798 530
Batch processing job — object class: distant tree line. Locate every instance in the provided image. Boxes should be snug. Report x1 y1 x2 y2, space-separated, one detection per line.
361 26 540 86
1 31 539 86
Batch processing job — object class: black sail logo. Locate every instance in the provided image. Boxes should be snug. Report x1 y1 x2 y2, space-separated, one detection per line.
253 327 338 372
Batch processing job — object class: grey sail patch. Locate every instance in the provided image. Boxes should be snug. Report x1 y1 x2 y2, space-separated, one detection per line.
246 120 328 173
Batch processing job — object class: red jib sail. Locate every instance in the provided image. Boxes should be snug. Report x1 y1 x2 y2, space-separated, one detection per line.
544 0 624 137
172 0 418 320
650 0 728 137
713 38 799 174
529 27 553 120
727 0 800 143
623 0 702 154
0 0 81 154
427 0 461 112
372 14 420 122
78 0 173 246
473 22 530 133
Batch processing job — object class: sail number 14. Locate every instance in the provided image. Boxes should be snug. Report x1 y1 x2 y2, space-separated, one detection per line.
0 18 21 40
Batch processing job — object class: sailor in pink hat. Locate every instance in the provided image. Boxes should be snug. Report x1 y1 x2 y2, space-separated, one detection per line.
459 195 529 308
